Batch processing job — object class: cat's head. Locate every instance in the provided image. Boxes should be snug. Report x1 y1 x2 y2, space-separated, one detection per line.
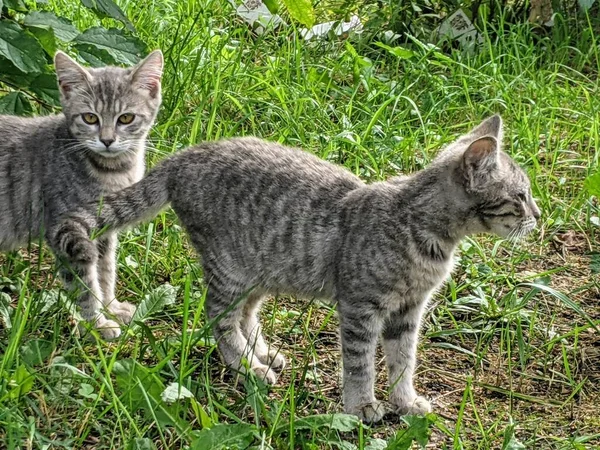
443 115 541 240
54 50 163 158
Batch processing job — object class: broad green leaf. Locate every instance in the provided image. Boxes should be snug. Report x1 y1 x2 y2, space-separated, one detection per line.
74 43 117 67
273 413 361 436
402 414 433 447
8 365 34 399
3 0 26 12
0 92 34 116
294 413 361 432
78 383 98 400
191 423 256 450
161 382 194 404
191 399 213 429
80 0 135 32
39 289 61 313
387 414 434 450
0 57 38 87
132 283 178 324
584 171 600 197
0 21 47 73
374 41 415 59
128 438 157 450
30 73 61 106
23 11 80 42
113 359 191 432
281 0 315 27
74 27 145 65
0 1 3 11
365 438 388 450
263 0 279 14
113 359 160 408
20 339 54 366
28 27 57 57
0 292 12 329
501 420 526 450
578 0 596 11
50 356 92 379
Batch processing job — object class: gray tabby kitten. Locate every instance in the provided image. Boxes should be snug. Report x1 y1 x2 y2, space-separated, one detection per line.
56 115 540 422
0 50 163 339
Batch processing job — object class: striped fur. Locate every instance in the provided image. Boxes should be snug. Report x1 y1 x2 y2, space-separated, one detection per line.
60 115 540 421
0 50 163 339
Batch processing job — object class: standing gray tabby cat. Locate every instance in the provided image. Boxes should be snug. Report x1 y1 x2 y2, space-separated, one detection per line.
57 115 540 422
0 50 163 339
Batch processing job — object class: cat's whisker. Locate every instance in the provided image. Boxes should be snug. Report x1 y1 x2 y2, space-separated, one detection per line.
61 144 93 154
122 140 164 156
144 137 174 144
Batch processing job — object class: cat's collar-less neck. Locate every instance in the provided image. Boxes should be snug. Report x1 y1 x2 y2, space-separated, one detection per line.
85 149 137 173
388 169 465 258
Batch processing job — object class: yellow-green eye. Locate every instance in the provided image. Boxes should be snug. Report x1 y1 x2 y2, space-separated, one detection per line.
118 113 135 125
82 113 98 124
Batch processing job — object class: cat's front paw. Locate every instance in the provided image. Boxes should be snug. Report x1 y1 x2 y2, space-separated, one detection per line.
253 364 279 385
106 300 136 324
52 220 98 264
347 400 390 423
392 396 432 416
69 238 98 264
80 317 122 340
267 350 286 371
98 319 122 340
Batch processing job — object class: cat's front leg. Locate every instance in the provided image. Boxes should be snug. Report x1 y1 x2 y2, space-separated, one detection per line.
97 234 136 324
382 303 431 416
48 219 121 339
339 308 388 423
58 264 122 340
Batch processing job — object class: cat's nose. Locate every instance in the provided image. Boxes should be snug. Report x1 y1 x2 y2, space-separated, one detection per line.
100 138 115 148
531 201 541 219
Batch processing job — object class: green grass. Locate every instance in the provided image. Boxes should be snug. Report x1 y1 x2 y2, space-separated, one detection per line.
1 1 600 448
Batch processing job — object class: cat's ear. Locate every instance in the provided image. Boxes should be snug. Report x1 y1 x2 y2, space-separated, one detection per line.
469 114 503 140
462 136 499 188
131 50 163 98
54 51 92 98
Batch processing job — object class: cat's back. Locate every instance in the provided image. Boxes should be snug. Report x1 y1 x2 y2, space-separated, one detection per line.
0 113 67 249
186 137 362 187
168 137 364 294
0 114 66 154
169 137 364 211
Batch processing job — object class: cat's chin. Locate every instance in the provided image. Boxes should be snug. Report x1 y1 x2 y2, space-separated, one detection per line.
90 148 128 159
492 222 535 241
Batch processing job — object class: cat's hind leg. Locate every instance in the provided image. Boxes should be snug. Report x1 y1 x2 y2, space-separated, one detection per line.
204 269 279 385
240 289 286 371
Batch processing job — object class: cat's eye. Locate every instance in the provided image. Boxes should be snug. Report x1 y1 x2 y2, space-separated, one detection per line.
82 113 98 125
118 113 135 125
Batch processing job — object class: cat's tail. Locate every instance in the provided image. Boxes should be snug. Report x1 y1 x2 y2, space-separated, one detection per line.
50 158 173 261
